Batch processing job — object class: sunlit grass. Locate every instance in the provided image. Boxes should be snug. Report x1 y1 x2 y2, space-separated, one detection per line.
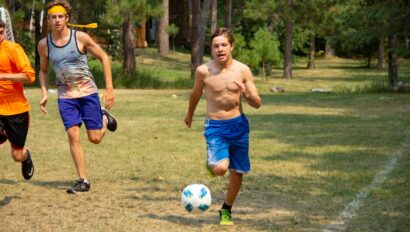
0 51 409 231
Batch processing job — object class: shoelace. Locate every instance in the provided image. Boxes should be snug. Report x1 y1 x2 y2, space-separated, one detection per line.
221 210 231 219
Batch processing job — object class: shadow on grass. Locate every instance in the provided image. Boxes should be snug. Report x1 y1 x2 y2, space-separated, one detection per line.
119 93 408 230
140 213 217 226
0 195 22 207
248 112 393 148
139 210 274 230
137 50 190 70
29 180 75 190
259 92 359 107
0 179 17 185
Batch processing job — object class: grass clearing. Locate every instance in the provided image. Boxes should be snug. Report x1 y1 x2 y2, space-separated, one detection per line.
1 53 409 231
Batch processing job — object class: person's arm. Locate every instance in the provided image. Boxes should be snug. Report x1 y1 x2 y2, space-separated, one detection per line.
38 38 49 115
0 73 31 82
0 43 35 83
184 65 207 128
234 65 262 109
78 31 114 110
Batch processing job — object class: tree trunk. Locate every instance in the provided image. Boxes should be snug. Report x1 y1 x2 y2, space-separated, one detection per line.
191 0 200 78
224 0 232 29
366 53 371 68
377 36 385 69
187 0 192 43
307 32 316 69
191 0 211 78
387 34 398 86
122 13 136 74
283 0 293 79
34 9 42 74
41 2 48 39
6 0 15 12
70 0 80 24
158 0 169 55
211 0 217 34
325 39 335 58
6 0 17 41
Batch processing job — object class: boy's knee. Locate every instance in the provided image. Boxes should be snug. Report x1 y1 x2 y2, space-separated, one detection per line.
88 136 102 144
213 165 228 176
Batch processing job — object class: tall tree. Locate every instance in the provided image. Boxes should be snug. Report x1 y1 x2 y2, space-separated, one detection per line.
294 0 341 69
69 0 80 23
224 0 231 28
190 0 211 77
122 10 136 73
243 0 294 78
325 39 335 57
387 34 398 85
336 0 410 86
243 0 278 76
377 36 385 69
210 0 217 33
283 0 293 79
244 0 276 32
158 0 169 55
105 0 161 74
307 32 315 69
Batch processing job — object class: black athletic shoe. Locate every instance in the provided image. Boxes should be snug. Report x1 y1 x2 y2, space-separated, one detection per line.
102 108 117 132
67 179 91 194
22 148 34 180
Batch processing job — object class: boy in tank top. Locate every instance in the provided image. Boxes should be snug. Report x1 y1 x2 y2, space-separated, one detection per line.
37 0 117 194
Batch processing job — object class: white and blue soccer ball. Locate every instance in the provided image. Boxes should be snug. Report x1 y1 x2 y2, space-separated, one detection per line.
181 184 212 213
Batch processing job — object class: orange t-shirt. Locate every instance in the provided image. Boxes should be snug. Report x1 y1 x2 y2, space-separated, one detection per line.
0 40 35 116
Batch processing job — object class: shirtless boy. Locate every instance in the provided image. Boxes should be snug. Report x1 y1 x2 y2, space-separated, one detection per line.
184 27 262 225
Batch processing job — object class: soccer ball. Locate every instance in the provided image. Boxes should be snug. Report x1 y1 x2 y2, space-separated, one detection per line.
181 184 212 213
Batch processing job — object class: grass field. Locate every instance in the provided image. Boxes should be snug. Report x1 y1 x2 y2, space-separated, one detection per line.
1 52 409 231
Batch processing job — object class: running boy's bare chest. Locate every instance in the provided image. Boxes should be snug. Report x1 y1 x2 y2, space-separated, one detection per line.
205 70 242 93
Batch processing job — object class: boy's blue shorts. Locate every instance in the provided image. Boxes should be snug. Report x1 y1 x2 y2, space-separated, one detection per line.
203 113 251 174
58 93 103 130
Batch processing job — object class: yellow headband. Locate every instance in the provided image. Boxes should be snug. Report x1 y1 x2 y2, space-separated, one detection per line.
48 6 98 29
47 5 67 15
67 23 98 29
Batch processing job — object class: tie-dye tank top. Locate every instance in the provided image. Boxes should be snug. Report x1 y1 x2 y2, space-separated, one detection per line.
47 29 97 99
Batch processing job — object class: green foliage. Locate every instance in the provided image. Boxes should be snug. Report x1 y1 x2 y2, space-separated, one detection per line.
88 59 193 89
15 31 34 57
334 74 410 94
329 0 410 58
111 68 193 89
166 23 179 51
233 28 281 76
166 23 179 37
291 26 311 54
243 0 277 22
104 29 122 60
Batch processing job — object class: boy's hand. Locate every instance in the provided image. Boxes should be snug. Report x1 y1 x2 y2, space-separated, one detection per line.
104 89 115 110
39 96 48 115
233 80 247 96
184 115 193 128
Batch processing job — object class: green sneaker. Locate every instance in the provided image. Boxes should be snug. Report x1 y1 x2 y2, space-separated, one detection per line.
206 163 215 177
219 209 233 226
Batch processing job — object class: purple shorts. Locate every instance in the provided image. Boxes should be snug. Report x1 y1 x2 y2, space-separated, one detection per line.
58 93 103 130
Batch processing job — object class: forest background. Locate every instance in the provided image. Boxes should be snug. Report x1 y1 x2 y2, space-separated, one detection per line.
0 0 409 92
